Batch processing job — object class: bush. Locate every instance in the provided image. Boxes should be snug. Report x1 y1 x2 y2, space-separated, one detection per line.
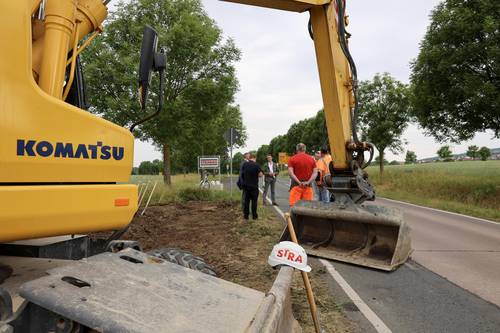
178 188 213 202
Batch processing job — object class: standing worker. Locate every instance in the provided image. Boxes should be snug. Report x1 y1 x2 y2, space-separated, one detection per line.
320 148 333 202
240 153 263 220
263 154 279 206
320 148 332 171
288 143 318 207
314 151 330 203
237 152 251 209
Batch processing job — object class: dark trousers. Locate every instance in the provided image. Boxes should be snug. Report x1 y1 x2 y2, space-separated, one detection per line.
263 178 276 203
243 187 259 219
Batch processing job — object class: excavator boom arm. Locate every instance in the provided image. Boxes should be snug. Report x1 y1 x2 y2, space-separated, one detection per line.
223 0 354 170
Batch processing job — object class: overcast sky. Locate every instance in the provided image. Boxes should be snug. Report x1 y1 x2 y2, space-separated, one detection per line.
133 0 500 165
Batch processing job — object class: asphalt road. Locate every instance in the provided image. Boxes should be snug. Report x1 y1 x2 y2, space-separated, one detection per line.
266 178 500 333
375 198 500 307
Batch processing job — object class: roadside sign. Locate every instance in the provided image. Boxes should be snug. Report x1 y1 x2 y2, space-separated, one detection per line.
278 152 289 165
224 128 241 144
198 156 220 169
224 128 241 197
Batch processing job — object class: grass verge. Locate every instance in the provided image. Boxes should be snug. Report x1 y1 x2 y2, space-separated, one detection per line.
131 174 238 206
367 161 500 221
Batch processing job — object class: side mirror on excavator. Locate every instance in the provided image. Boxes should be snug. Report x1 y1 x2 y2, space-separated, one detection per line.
138 26 159 110
130 26 167 132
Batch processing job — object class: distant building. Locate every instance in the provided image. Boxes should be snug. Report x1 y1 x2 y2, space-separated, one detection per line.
418 147 500 162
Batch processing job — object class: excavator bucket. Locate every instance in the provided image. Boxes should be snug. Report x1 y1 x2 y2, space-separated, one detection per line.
280 200 411 271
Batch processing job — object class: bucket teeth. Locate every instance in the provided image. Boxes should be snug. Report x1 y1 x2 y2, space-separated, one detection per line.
280 200 411 271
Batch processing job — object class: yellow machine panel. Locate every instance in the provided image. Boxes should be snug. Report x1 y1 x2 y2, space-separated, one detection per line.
0 184 137 243
0 0 134 184
0 1 138 242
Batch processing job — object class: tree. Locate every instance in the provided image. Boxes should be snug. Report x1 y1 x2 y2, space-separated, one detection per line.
437 145 453 161
466 145 479 160
151 159 163 174
231 152 244 174
268 135 287 161
358 73 411 174
410 0 500 142
374 155 389 166
478 146 491 161
83 0 243 185
138 161 155 174
301 109 328 153
256 145 269 166
405 151 417 164
285 120 309 153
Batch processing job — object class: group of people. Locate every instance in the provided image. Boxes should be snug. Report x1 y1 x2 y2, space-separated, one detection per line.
237 143 333 220
288 144 332 206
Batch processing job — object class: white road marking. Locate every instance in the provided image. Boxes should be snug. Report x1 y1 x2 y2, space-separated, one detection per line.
320 260 392 333
260 189 392 333
259 187 285 218
404 261 418 271
380 197 498 225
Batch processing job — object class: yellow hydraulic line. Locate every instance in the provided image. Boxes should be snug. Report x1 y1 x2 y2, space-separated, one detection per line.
62 22 80 100
33 0 107 88
38 0 77 98
65 27 101 66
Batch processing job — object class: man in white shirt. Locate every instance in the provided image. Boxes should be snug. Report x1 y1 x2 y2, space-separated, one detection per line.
262 154 279 206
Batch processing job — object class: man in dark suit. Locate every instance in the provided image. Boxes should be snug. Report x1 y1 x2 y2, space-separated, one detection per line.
239 153 263 220
237 152 250 209
262 154 279 206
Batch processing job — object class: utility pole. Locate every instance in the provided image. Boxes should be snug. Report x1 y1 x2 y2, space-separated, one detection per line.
224 127 240 198
229 128 233 197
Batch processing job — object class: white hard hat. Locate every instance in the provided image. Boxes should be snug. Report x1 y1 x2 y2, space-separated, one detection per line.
268 241 311 272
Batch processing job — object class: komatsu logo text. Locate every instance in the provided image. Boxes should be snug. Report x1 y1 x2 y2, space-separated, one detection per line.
16 140 124 160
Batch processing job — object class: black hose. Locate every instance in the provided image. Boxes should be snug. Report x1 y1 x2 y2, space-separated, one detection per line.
308 16 314 40
362 145 374 169
130 69 165 133
335 0 359 142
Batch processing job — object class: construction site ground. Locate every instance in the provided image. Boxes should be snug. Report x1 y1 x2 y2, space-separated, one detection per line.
121 200 357 333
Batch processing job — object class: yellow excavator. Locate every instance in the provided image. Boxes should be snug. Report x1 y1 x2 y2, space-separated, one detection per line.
0 0 410 331
226 0 411 271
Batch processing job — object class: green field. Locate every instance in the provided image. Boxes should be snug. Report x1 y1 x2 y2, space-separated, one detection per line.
366 161 500 221
129 174 270 218
130 174 237 205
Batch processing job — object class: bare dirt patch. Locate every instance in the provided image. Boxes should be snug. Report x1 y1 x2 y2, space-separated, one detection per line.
121 201 357 332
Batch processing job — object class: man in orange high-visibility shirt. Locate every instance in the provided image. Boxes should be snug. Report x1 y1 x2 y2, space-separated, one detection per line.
288 143 318 207
314 151 330 203
320 148 332 172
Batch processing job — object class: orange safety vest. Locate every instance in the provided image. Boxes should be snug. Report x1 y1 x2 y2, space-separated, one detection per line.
315 158 329 186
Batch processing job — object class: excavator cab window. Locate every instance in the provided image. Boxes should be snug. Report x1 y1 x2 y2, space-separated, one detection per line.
64 55 88 110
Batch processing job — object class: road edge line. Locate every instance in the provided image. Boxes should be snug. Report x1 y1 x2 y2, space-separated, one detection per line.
320 259 392 333
259 186 284 218
380 197 498 225
259 187 392 333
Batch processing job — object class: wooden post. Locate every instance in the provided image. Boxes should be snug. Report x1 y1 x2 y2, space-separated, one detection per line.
285 213 322 333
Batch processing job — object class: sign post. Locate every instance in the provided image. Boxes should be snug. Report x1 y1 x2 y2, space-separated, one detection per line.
198 156 221 186
278 152 289 172
224 128 241 197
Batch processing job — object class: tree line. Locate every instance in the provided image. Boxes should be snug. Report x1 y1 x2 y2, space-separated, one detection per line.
82 0 246 182
256 0 498 173
437 145 492 161
82 0 497 179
